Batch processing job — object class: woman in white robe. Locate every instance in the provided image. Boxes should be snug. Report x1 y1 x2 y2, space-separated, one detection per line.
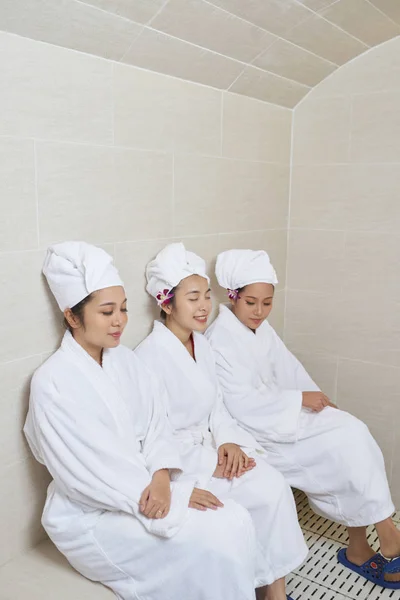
135 242 308 600
206 248 400 589
24 241 260 600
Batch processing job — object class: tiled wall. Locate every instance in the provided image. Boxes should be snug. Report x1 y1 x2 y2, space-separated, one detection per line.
286 36 400 506
0 31 291 565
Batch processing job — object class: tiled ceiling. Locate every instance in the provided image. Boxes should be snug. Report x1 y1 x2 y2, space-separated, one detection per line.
0 0 399 107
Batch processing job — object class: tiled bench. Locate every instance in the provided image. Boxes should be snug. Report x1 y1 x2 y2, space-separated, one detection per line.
0 540 114 600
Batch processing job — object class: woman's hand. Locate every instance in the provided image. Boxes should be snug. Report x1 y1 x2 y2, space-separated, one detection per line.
302 391 336 412
189 488 224 511
139 469 171 519
217 443 256 480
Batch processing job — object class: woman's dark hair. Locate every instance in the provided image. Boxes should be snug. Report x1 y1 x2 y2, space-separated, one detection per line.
64 293 94 332
160 286 177 321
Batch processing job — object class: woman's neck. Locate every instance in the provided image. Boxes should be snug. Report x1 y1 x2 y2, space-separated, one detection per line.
165 317 192 344
72 332 103 365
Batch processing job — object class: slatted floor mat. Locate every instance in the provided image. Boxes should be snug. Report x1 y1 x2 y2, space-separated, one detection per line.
290 489 400 599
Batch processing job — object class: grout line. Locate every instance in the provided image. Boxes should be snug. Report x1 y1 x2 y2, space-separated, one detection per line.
119 23 144 63
202 0 339 66
365 0 400 29
348 94 354 162
74 0 143 25
33 140 40 250
0 353 44 367
171 153 175 237
146 0 171 26
220 92 224 156
111 62 115 146
283 110 296 342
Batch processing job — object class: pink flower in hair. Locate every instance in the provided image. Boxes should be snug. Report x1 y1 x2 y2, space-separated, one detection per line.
156 288 174 307
227 288 240 301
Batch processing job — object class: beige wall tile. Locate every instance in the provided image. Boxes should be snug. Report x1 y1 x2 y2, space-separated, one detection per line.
0 251 61 363
36 142 116 247
287 229 345 293
369 0 400 25
290 165 350 229
0 458 51 567
79 0 166 24
173 155 235 237
321 0 399 46
254 38 337 87
337 358 400 420
286 13 368 65
0 138 37 252
290 164 400 232
268 288 285 337
338 295 400 367
222 93 292 163
114 239 174 348
284 290 341 357
296 0 341 10
208 0 313 37
292 95 351 164
114 63 222 155
0 356 42 394
38 142 174 246
0 540 114 598
151 0 276 63
114 148 173 241
173 155 289 237
0 0 142 61
312 36 400 97
229 66 310 108
0 356 41 470
294 351 338 400
0 32 113 144
0 388 31 468
336 358 397 476
350 91 400 163
122 28 244 90
343 232 400 302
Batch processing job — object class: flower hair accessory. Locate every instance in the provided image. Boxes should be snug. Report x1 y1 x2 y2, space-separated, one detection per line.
227 288 240 301
156 288 174 307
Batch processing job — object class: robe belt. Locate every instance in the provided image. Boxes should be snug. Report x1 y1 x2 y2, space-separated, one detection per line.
174 429 213 446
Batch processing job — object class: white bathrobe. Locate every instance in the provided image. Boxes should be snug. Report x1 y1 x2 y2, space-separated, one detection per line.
206 304 395 527
24 331 259 600
136 321 308 586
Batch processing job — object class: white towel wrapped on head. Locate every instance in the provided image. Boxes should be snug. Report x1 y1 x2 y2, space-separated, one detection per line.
146 242 209 303
215 249 278 292
43 241 123 311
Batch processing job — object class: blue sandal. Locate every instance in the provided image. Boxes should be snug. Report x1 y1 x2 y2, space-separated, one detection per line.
337 548 400 589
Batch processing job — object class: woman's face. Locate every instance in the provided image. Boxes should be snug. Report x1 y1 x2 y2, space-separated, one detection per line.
66 286 128 350
231 282 274 330
164 275 212 333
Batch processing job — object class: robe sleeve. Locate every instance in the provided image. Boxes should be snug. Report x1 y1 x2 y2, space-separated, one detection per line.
271 330 321 393
212 343 303 443
208 358 263 452
140 371 184 478
27 376 190 538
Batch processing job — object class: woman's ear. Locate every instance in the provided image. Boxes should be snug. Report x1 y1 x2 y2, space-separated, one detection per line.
161 303 173 317
64 308 80 330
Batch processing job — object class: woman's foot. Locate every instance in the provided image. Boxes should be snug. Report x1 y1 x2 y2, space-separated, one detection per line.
376 519 400 582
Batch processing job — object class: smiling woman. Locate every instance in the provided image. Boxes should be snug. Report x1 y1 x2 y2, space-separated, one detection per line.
136 242 308 600
22 241 259 600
